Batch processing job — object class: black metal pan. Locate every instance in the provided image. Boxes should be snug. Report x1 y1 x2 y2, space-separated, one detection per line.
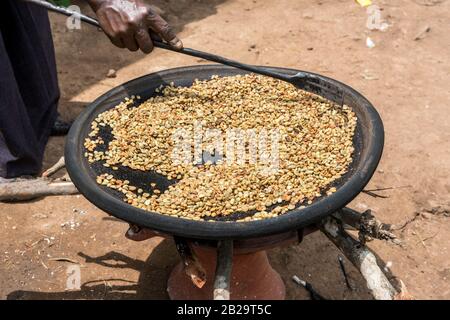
65 65 384 240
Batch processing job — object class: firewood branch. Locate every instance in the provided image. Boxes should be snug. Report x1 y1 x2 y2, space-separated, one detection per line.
42 156 65 177
213 240 233 300
320 215 411 300
0 178 78 202
174 237 207 289
333 208 401 245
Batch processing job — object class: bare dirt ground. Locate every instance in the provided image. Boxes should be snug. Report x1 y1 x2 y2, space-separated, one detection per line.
1 0 449 300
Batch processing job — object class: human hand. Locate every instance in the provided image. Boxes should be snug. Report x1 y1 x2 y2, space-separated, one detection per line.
88 0 183 53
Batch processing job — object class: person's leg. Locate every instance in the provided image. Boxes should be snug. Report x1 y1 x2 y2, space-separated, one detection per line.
0 131 17 178
0 1 60 178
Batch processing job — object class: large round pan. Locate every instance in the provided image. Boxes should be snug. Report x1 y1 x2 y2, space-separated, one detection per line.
65 65 384 240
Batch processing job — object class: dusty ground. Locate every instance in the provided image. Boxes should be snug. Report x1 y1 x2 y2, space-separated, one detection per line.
1 0 449 300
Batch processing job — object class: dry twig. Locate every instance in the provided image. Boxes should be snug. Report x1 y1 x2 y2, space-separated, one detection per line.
42 157 66 177
333 208 400 245
292 275 326 300
320 216 410 300
213 240 233 300
48 257 81 264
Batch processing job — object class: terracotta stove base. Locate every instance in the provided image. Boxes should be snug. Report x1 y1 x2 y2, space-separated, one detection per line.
167 247 285 300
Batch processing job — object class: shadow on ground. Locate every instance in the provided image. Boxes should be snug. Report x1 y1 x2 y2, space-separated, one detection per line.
7 233 373 300
7 239 179 300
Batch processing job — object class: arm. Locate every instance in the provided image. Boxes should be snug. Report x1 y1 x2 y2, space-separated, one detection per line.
86 0 182 53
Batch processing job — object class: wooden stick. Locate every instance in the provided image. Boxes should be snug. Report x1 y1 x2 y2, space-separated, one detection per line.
364 185 412 192
320 216 400 300
174 237 207 289
42 157 65 177
362 185 412 198
362 190 389 198
333 208 400 245
213 240 233 300
0 178 78 201
48 257 81 264
337 255 353 290
292 275 326 300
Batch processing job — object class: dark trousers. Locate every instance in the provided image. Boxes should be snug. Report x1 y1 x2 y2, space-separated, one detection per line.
0 0 60 178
